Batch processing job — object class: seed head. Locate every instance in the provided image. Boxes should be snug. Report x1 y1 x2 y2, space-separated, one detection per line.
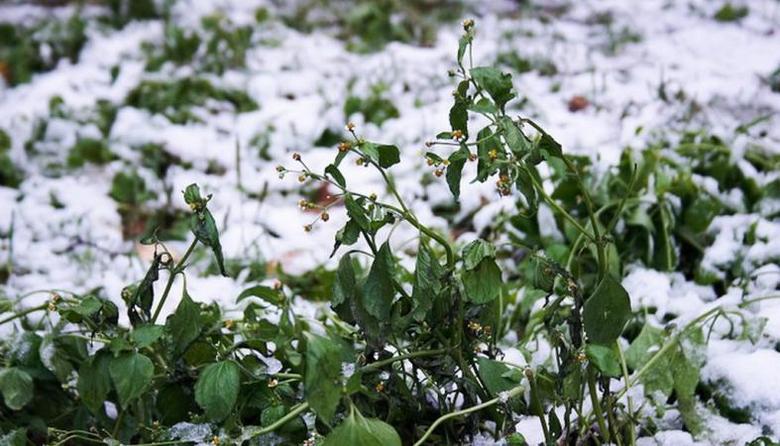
345 122 356 132
488 149 498 160
338 141 351 152
468 153 477 162
369 193 377 201
292 152 301 161
298 174 307 183
424 140 434 147
463 19 475 31
452 129 464 141
320 211 330 222
303 224 312 232
434 168 444 177
375 382 385 393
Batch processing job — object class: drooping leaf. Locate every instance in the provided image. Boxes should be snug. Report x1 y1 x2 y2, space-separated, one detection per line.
361 242 395 320
166 288 203 357
323 408 401 446
462 258 502 304
446 145 469 199
127 254 162 325
583 274 632 345
462 239 496 270
195 360 241 421
189 208 227 276
411 241 442 321
344 194 370 232
109 352 154 408
304 334 343 422
78 351 112 413
0 368 33 410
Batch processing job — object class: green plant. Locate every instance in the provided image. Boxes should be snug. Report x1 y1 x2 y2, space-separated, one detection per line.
0 19 773 446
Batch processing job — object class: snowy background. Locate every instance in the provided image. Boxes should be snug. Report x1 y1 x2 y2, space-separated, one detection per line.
1 0 779 444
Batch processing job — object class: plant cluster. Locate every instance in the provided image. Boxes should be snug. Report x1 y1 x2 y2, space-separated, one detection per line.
0 19 777 446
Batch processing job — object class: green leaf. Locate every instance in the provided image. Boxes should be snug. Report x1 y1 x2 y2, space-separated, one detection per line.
462 258 502 304
325 164 346 187
0 368 33 410
361 242 395 320
477 357 522 402
476 126 498 182
127 254 162 325
450 87 469 138
344 194 370 232
195 360 241 421
585 344 621 378
411 241 442 321
462 239 496 270
78 351 112 413
499 116 529 155
469 98 497 114
377 144 400 168
456 34 471 65
166 288 203 357
625 323 664 370
583 274 631 345
237 285 284 306
109 352 154 408
323 408 401 446
304 334 343 422
446 145 469 199
189 208 227 276
131 324 164 348
470 67 515 111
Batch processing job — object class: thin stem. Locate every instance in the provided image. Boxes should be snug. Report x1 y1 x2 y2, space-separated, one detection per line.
587 365 609 443
0 303 48 326
413 386 523 446
247 401 309 438
360 348 449 372
151 239 198 323
617 341 637 446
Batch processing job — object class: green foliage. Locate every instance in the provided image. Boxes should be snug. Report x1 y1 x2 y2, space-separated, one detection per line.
0 17 769 446
714 3 749 22
125 78 258 124
344 84 400 126
0 129 22 188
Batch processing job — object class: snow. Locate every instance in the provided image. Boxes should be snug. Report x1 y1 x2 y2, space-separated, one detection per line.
0 0 779 444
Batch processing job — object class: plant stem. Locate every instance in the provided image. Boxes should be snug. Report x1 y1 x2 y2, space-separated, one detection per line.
0 303 48 326
360 348 449 372
587 365 609 443
248 401 309 438
617 341 636 446
151 239 198 323
413 386 523 446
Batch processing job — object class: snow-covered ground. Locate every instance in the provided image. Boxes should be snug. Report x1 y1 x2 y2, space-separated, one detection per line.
1 0 779 444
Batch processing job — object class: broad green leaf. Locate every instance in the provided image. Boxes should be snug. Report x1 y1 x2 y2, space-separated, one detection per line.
361 242 395 320
446 145 469 199
470 98 497 114
131 324 164 348
476 126 498 182
109 352 154 408
583 274 631 345
166 288 203 357
332 219 361 257
499 116 529 155
127 254 162 325
477 357 523 406
450 90 468 138
462 258 502 304
625 323 664 370
0 368 33 410
323 408 401 446
78 351 112 413
585 344 621 378
457 35 471 65
537 132 562 158
470 67 514 111
194 360 240 421
411 241 442 321
377 144 400 168
237 285 284 306
304 334 343 422
462 239 496 270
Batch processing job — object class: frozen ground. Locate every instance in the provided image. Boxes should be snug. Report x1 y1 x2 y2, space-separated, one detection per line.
1 0 779 444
